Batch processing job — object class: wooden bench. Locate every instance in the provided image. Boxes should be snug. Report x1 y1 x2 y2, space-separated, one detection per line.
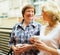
0 27 12 54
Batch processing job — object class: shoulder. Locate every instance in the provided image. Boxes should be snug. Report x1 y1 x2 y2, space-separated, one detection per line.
12 22 22 30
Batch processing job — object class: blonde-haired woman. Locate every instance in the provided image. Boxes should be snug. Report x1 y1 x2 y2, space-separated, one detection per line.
30 1 60 55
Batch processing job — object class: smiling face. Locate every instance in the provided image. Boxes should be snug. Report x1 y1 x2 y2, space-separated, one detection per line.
41 1 60 27
42 11 58 27
42 11 53 23
22 5 35 23
24 8 35 22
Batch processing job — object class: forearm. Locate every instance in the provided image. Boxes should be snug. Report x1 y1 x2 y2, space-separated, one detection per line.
30 37 59 55
35 43 58 55
37 45 58 55
46 46 58 55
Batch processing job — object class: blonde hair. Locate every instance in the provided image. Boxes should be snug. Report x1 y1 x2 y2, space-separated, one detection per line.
41 1 60 22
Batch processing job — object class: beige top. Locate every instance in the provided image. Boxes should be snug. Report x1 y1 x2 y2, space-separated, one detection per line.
39 23 60 55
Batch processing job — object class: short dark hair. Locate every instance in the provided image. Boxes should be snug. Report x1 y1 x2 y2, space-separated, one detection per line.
22 4 36 17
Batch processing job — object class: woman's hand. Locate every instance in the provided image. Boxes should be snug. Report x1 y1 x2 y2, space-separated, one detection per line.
11 45 20 52
34 40 48 51
11 44 33 54
29 37 49 51
15 44 33 53
34 41 58 55
29 36 40 44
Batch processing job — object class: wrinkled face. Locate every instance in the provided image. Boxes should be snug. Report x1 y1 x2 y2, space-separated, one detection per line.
24 8 35 22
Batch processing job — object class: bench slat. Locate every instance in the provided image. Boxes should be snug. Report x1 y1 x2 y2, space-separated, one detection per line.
0 27 12 54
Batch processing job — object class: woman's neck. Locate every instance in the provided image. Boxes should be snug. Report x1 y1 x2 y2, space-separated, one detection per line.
24 20 30 26
23 20 31 29
44 22 58 35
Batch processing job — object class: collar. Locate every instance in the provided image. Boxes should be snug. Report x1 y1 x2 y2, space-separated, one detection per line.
17 19 36 29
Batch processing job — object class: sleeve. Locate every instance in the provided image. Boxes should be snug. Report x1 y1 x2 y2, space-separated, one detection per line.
9 25 16 47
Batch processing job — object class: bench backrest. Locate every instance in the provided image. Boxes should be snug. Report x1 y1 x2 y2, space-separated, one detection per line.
0 27 12 54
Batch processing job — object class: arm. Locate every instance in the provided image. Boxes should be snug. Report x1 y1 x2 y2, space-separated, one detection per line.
30 37 58 55
9 26 18 52
16 44 33 51
12 44 33 54
35 42 58 55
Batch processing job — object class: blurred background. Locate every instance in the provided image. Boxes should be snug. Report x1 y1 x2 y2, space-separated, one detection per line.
0 0 60 55
0 0 60 28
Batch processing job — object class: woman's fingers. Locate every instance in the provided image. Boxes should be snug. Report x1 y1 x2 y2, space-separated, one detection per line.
34 41 48 51
30 37 40 44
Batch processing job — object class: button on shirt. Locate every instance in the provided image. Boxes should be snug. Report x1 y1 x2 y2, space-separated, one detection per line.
9 19 41 55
